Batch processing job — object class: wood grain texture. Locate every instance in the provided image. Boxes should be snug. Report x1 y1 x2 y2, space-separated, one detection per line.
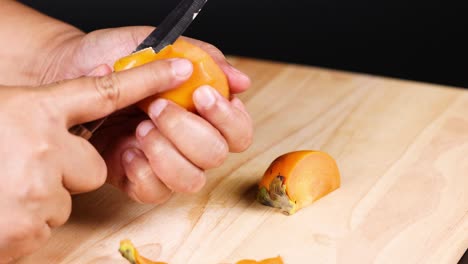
17 58 468 264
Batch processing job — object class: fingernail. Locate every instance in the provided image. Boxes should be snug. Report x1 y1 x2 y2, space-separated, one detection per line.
137 121 155 137
170 59 193 77
194 85 217 108
149 99 168 119
123 149 137 164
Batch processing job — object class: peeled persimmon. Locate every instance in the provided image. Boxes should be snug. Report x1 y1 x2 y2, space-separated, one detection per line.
113 38 229 113
257 150 340 215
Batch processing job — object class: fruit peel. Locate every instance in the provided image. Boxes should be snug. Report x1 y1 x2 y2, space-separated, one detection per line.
119 240 166 264
236 256 284 264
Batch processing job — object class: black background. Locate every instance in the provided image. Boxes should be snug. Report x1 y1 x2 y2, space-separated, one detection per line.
15 1 468 261
19 0 468 88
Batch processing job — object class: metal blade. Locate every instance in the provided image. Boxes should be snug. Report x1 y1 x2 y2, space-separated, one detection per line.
134 0 208 53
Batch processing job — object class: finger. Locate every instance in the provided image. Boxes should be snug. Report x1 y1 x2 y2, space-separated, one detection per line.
62 135 107 193
193 85 253 153
121 148 172 204
99 134 141 190
72 26 155 72
53 58 193 126
146 99 229 170
44 187 72 228
183 37 251 93
136 121 206 193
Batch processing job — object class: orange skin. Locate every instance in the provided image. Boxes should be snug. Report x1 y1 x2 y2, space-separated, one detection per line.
114 38 229 113
236 256 284 264
258 150 340 214
119 240 282 264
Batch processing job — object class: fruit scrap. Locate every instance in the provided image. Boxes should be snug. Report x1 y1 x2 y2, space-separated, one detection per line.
119 239 166 264
257 150 340 215
119 239 284 264
236 256 284 264
114 38 229 113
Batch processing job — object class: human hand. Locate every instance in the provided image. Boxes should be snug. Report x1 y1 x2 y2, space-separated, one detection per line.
0 58 192 263
60 27 254 204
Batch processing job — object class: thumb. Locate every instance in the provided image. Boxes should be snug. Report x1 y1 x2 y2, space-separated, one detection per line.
53 58 192 126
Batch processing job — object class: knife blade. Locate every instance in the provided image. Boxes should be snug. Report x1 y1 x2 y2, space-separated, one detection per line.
71 0 208 140
135 0 208 53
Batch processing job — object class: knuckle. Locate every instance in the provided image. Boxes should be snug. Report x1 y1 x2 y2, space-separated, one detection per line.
163 111 187 131
94 74 121 111
151 61 170 82
147 136 166 159
32 140 55 161
34 225 50 245
36 95 62 126
235 131 253 152
136 188 172 205
228 114 254 152
205 141 228 169
139 61 168 91
130 169 173 205
5 227 27 244
182 170 206 193
20 178 50 203
8 219 44 243
134 165 155 184
53 195 72 227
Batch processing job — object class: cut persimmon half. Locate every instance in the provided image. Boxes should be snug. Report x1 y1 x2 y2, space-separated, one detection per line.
257 150 341 215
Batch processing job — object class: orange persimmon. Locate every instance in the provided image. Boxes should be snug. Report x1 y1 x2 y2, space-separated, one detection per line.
257 150 340 215
119 240 167 264
236 256 284 264
113 38 229 113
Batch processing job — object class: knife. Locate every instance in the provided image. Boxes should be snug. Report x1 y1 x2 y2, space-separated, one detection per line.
69 0 208 140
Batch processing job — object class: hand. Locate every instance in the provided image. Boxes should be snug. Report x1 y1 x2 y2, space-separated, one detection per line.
6 25 253 204
57 27 254 204
0 59 192 262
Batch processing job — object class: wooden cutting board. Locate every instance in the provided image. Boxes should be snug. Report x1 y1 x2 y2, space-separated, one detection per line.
17 58 468 264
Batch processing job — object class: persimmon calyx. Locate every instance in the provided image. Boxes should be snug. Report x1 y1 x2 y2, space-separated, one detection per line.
119 240 139 264
256 176 297 215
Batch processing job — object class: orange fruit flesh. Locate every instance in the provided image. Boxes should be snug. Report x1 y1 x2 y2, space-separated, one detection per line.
113 38 229 113
259 150 311 189
286 152 340 209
